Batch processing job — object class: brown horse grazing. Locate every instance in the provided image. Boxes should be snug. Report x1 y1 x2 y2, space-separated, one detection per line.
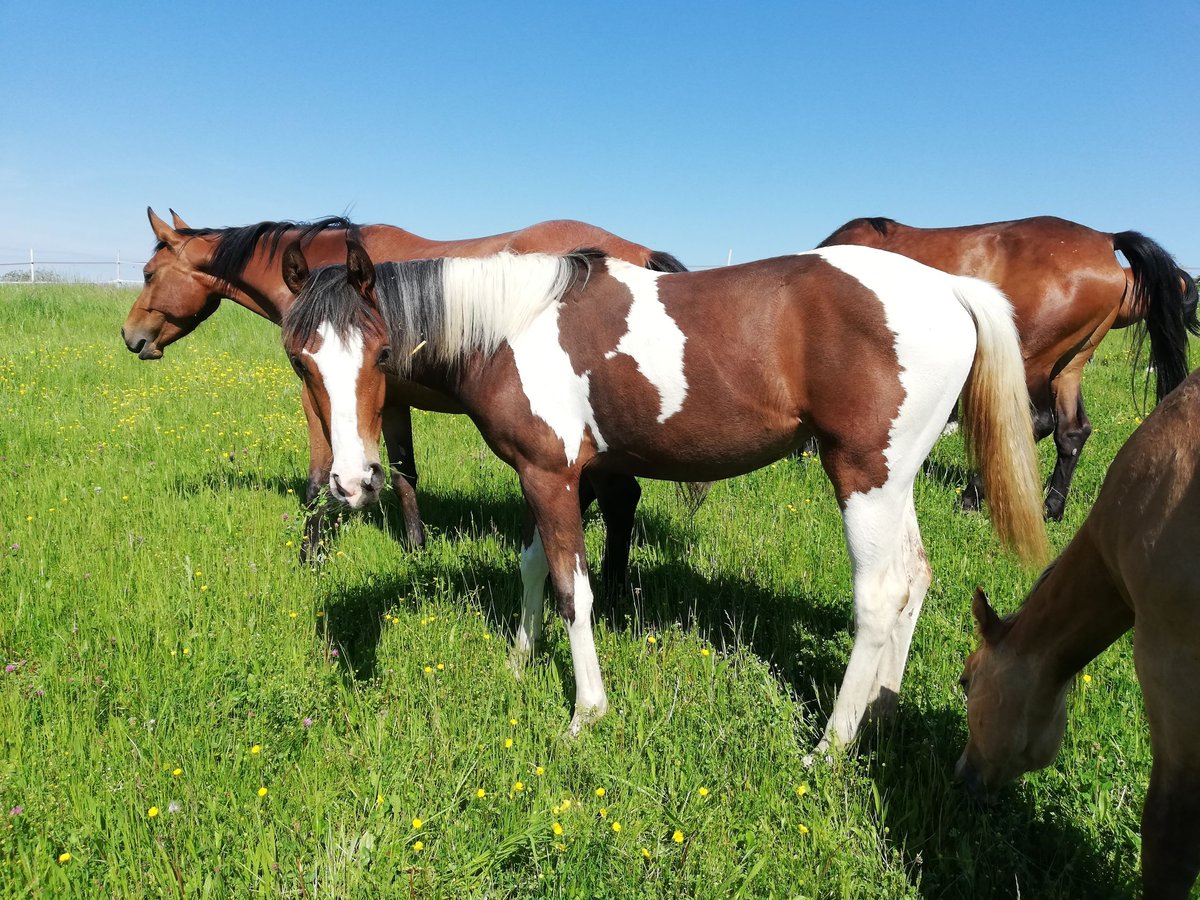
819 216 1199 521
957 370 1200 899
280 239 1048 747
120 208 686 578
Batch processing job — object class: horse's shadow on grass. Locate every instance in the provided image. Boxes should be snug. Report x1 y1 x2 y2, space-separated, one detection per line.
310 483 1136 898
860 704 1139 899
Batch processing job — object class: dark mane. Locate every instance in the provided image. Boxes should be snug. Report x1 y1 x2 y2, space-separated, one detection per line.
282 263 385 352
158 217 362 293
817 216 898 247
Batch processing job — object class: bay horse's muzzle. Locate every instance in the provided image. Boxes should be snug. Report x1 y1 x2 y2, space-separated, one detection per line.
330 463 385 507
121 326 163 360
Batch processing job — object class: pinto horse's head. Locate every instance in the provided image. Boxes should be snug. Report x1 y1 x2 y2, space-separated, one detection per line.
121 208 223 359
955 588 1068 801
281 239 388 509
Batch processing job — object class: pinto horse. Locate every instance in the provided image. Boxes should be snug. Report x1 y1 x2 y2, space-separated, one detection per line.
120 208 686 579
820 215 1199 521
280 239 1048 747
958 369 1200 899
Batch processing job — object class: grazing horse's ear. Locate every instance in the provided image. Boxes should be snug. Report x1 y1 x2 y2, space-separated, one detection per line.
147 207 183 250
281 241 310 296
972 587 1008 644
168 208 191 230
346 239 376 302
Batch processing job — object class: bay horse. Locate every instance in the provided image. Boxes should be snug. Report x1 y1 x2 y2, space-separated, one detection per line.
957 369 1200 899
279 239 1048 747
119 208 687 579
819 215 1199 521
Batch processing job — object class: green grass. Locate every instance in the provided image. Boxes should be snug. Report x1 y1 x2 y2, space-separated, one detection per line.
0 285 1167 897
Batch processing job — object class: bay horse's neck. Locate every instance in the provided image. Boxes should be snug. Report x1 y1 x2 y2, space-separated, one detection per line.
1007 524 1134 685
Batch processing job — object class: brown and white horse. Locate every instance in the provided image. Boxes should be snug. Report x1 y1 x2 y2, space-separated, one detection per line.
280 239 1048 747
820 215 1198 520
958 369 1200 899
119 208 686 577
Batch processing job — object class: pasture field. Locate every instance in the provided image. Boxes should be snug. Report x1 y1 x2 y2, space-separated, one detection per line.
0 284 1165 898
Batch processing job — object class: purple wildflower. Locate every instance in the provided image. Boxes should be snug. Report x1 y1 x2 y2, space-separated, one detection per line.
303 717 313 728
9 806 22 816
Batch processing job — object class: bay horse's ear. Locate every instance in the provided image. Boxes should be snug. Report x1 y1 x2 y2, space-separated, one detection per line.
972 587 1008 644
147 207 183 250
281 241 310 296
345 239 376 302
168 208 191 230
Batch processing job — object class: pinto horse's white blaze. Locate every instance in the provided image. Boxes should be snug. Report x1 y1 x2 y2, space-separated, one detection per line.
304 321 380 509
809 246 980 747
509 303 606 466
602 260 688 423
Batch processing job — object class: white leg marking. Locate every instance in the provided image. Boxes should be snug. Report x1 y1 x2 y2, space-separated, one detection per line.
603 260 688 423
512 529 548 664
566 554 608 734
821 485 914 749
304 322 379 508
870 497 932 702
508 305 605 465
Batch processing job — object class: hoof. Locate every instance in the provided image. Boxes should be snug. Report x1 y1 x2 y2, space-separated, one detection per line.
506 650 530 682
957 493 981 513
566 700 608 737
1043 502 1065 522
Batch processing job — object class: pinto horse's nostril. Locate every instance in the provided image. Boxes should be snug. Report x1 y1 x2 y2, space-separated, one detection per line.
330 472 346 500
366 463 385 493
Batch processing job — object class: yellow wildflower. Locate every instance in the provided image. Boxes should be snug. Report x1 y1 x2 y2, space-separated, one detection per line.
611 821 621 833
250 744 261 755
58 852 71 864
552 822 564 836
595 787 606 798
698 787 710 798
798 823 810 834
147 806 159 818
673 830 684 844
413 840 424 851
172 768 182 777
412 817 423 830
257 787 268 797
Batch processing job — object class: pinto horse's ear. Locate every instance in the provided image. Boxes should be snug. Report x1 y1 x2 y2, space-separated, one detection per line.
281 241 310 296
147 207 183 250
168 208 191 230
972 587 1008 644
345 239 376 302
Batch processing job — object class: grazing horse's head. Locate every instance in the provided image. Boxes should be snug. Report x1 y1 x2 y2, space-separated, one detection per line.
955 588 1068 800
121 208 225 359
281 240 388 509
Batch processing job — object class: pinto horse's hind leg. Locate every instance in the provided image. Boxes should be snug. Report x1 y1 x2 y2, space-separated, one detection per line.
520 468 608 735
867 496 932 717
1135 625 1200 898
819 463 923 750
1045 355 1094 522
381 403 426 549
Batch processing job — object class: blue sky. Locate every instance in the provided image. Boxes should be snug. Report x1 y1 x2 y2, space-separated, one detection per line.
3 1 1198 278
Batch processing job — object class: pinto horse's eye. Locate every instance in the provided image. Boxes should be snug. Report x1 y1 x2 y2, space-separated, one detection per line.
377 346 392 367
289 355 306 377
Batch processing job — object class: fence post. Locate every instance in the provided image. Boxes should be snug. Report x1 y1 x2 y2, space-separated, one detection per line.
29 249 34 283
116 251 121 285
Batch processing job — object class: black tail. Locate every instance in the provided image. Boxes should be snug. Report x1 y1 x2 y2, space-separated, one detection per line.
646 250 688 273
1115 230 1195 404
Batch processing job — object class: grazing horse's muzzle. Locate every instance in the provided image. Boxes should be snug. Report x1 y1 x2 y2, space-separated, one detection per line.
954 754 992 805
330 462 385 508
121 325 164 360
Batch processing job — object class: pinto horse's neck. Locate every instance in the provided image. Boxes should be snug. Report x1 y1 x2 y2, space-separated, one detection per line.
1005 524 1134 685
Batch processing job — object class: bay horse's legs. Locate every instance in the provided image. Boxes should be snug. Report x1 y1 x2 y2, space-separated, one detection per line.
1044 351 1095 522
299 384 335 564
961 395 1054 516
867 495 932 715
1135 625 1200 898
380 402 426 550
520 468 608 734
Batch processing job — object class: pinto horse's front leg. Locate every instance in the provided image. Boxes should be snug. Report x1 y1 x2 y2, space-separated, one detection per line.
520 468 608 735
299 383 335 565
380 402 426 550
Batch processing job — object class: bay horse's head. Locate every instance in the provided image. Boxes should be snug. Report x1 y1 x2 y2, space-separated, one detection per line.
955 588 1068 801
281 239 388 509
121 208 225 359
